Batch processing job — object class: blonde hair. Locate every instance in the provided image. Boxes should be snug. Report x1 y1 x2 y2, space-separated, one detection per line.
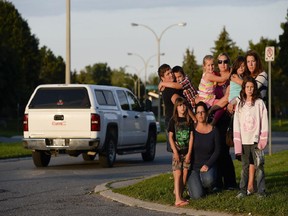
202 55 214 65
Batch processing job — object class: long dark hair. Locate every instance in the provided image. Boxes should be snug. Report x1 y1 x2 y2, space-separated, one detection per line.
245 50 263 77
239 76 261 107
172 97 191 126
230 56 249 79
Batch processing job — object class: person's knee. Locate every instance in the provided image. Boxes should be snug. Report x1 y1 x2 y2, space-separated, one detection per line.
187 171 205 199
202 176 215 188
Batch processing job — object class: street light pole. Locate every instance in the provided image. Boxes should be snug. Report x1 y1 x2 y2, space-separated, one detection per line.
127 52 164 97
65 0 71 84
125 65 143 98
131 22 187 122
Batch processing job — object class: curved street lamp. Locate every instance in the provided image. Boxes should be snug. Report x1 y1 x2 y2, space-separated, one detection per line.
131 22 187 122
127 52 165 96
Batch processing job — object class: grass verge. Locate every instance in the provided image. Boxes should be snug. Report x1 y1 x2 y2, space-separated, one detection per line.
0 142 31 159
114 150 288 216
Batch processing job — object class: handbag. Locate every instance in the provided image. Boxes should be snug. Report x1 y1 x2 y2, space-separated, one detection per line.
226 115 234 147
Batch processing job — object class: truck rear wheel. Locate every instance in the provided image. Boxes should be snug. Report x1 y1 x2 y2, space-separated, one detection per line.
32 150 51 167
142 130 156 161
99 134 116 168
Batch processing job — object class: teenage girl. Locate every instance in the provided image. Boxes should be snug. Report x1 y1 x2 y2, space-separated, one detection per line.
168 97 194 206
233 77 268 198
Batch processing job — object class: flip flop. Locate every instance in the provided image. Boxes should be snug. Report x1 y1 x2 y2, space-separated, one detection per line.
175 200 189 207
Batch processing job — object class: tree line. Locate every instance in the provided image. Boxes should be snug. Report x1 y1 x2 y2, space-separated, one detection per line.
0 1 287 119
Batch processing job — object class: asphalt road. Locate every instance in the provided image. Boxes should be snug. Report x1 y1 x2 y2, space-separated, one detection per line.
0 133 287 216
0 143 175 216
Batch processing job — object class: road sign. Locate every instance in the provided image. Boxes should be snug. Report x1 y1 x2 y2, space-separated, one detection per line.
265 46 275 62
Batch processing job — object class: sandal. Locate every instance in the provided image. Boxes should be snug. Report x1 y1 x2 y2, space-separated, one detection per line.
175 200 189 207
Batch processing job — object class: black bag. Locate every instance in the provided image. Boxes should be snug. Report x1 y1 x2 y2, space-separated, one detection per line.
226 115 234 147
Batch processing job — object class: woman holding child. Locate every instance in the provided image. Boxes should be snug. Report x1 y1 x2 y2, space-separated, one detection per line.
214 53 238 190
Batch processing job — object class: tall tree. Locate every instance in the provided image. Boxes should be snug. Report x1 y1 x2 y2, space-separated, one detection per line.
275 9 288 115
212 26 244 63
182 48 201 88
0 1 41 117
111 67 136 92
39 46 65 84
277 9 288 77
75 63 112 85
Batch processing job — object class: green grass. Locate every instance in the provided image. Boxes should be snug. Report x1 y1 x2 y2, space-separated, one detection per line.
0 142 31 159
114 150 288 216
272 118 288 131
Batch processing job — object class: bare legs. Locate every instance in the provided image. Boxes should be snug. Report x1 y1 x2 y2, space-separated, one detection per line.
248 164 255 194
173 169 189 206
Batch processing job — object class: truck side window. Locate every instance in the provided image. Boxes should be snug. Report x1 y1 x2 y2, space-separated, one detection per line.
95 90 116 106
116 90 129 110
126 92 141 111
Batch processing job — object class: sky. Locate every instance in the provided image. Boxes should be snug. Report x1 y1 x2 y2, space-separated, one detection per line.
9 0 288 81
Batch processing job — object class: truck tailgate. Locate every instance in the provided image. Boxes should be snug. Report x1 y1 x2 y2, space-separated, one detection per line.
27 109 92 138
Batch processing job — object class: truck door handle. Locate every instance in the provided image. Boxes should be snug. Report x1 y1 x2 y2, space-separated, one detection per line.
54 115 64 120
123 115 127 118
135 115 139 119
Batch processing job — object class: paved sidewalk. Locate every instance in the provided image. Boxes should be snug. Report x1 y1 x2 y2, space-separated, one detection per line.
95 176 234 216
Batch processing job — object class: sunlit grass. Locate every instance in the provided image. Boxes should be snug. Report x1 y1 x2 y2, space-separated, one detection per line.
114 150 288 216
0 142 31 159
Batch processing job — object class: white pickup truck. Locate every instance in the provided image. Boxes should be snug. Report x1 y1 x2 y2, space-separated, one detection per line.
23 84 157 168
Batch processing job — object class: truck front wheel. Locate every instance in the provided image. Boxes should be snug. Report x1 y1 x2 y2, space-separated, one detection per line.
99 134 116 168
32 150 51 167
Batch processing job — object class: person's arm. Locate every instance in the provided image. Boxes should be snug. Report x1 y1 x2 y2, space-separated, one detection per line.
255 71 268 89
185 131 193 164
233 102 242 155
159 81 183 89
204 127 221 170
230 74 243 85
168 131 180 162
205 71 230 83
171 93 181 104
258 100 268 150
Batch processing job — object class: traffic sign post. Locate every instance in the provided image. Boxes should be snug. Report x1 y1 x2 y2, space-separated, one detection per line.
265 46 274 156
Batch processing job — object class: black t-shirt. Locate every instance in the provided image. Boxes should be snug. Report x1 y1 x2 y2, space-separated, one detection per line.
168 117 194 153
191 127 220 171
162 87 183 123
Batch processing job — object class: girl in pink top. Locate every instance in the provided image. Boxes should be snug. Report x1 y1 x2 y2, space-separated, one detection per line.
196 55 230 108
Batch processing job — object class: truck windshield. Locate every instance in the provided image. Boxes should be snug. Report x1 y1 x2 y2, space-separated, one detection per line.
29 87 91 109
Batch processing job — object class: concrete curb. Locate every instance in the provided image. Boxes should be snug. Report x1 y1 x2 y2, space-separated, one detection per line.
95 176 234 216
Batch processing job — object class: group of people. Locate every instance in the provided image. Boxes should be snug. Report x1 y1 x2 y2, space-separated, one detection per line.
157 50 268 206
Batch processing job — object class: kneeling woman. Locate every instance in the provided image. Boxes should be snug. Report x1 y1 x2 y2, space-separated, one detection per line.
187 101 220 199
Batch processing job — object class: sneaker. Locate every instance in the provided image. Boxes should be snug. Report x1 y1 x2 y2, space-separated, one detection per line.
236 192 246 199
247 190 253 196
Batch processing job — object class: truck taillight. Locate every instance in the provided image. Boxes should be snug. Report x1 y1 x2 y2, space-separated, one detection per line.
91 114 100 131
23 114 28 131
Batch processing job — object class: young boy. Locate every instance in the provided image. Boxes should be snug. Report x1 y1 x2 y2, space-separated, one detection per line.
159 66 198 112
